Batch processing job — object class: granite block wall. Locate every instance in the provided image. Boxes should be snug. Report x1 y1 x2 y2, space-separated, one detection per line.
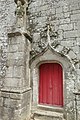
0 0 80 120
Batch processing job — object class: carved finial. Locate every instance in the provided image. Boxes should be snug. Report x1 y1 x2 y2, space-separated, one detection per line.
15 0 25 18
47 24 51 45
46 17 58 45
14 0 25 5
15 0 25 28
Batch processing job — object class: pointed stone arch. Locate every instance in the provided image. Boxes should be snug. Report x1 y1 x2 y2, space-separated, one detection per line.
30 42 77 72
30 42 77 120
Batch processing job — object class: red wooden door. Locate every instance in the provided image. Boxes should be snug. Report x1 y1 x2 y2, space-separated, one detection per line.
39 63 63 107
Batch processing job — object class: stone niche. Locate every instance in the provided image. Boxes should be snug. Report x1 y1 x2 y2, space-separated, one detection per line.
30 46 76 120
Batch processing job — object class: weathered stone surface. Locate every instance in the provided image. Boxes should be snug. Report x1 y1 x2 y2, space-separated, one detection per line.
59 24 73 31
64 30 78 38
0 0 80 120
71 14 80 21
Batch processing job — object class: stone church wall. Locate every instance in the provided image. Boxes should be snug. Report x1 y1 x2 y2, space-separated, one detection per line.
0 1 16 119
28 0 80 120
0 0 80 120
0 0 16 86
0 0 31 120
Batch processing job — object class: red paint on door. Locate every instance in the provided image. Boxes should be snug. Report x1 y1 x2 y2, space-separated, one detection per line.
39 63 63 107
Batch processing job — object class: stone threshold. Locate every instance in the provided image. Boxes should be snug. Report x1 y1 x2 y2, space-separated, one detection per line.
37 104 64 113
32 109 63 118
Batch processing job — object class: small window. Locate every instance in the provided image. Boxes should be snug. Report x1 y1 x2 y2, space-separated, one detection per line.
39 63 63 107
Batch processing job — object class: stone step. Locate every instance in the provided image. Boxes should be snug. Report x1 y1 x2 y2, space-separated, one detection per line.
30 110 64 120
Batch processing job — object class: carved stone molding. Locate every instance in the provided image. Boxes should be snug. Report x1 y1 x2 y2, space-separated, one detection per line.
51 40 60 48
30 24 80 72
30 24 59 59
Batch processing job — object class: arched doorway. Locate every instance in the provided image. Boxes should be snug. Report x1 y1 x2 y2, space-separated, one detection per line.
39 63 63 107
